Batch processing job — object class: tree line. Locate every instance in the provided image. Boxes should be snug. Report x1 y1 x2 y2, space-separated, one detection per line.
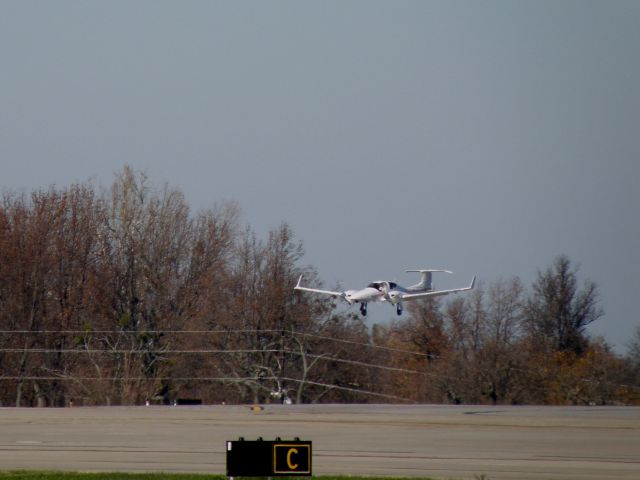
1 167 638 406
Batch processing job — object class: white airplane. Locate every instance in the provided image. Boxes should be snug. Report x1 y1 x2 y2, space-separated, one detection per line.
294 269 476 316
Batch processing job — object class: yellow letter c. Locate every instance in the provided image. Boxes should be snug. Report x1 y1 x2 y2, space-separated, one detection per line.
287 448 298 470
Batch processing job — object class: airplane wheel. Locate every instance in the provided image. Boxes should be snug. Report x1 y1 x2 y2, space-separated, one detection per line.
360 304 367 316
396 303 403 316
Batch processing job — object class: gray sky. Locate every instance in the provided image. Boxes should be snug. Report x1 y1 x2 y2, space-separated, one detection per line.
1 1 638 352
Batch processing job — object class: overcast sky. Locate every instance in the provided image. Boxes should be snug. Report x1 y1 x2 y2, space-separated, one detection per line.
1 1 638 352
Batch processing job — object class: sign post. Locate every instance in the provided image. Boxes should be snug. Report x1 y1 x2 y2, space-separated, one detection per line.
226 438 312 477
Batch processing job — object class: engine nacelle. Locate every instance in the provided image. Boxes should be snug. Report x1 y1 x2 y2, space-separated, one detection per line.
387 290 402 304
343 290 358 304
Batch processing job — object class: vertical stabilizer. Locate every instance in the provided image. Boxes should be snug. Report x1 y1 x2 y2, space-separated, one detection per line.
406 269 453 291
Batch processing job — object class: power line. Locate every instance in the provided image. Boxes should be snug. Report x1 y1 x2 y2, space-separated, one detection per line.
278 377 413 403
0 347 427 375
298 331 431 358
0 329 304 333
0 376 414 403
0 329 431 357
0 348 281 354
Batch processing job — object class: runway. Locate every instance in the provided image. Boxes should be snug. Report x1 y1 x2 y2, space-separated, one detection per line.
0 404 639 480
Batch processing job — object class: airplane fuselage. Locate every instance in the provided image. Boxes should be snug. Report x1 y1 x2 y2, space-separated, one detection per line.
344 287 382 304
294 270 475 317
344 282 422 305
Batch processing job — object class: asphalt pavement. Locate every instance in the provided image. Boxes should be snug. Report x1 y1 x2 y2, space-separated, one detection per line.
0 404 638 480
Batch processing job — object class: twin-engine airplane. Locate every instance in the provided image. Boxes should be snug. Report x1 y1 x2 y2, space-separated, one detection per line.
295 269 476 316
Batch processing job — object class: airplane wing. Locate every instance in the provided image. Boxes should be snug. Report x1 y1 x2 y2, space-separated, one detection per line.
294 275 344 298
400 276 476 301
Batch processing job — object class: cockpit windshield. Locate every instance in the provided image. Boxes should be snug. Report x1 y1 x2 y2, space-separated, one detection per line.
366 282 398 291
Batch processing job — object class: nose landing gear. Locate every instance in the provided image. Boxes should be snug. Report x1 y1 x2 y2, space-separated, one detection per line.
359 302 368 316
396 302 403 316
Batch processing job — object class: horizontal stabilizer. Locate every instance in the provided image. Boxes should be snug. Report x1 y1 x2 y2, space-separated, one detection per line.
406 269 453 274
401 275 476 301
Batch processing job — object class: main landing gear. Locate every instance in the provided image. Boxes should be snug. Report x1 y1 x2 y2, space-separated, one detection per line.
396 302 403 316
359 302 368 316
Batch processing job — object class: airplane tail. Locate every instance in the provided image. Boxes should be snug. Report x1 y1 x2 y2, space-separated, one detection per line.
406 269 453 291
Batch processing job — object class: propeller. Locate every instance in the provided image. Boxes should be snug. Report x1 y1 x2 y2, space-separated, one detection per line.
380 281 393 302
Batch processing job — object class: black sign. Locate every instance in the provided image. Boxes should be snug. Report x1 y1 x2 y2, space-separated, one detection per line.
226 439 312 477
273 443 311 474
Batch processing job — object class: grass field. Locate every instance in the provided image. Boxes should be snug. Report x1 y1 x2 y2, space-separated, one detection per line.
0 473 436 480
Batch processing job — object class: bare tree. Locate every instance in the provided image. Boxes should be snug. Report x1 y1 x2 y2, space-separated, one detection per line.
476 277 526 404
0 190 65 406
524 255 603 355
92 166 197 404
